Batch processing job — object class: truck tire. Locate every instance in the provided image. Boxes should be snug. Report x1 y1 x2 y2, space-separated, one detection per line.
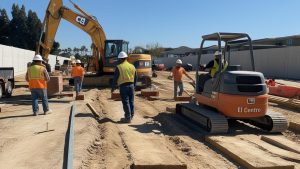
0 84 3 98
5 81 12 98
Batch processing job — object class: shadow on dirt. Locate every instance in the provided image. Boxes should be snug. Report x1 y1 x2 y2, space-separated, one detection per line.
128 112 274 138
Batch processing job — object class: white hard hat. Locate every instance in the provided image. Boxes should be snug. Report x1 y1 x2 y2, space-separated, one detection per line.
118 51 128 59
214 51 222 56
76 60 81 64
176 59 182 64
33 54 43 61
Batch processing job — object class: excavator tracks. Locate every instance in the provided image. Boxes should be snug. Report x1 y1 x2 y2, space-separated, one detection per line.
176 103 288 134
245 112 289 133
176 103 228 134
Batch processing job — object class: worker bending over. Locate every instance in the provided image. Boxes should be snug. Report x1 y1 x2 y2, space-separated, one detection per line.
112 52 137 123
71 60 85 96
170 59 194 99
26 55 51 116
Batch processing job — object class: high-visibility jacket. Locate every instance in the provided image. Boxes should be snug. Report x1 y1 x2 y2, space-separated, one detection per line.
28 65 47 89
71 65 84 77
210 59 228 77
117 60 136 85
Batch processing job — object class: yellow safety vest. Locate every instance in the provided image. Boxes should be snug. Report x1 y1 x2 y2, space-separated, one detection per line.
210 59 228 77
28 65 47 89
117 60 136 85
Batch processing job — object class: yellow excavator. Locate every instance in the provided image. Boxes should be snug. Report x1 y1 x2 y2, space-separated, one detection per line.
37 0 152 87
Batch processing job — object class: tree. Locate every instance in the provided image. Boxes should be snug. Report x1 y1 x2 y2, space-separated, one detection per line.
80 45 87 55
0 9 10 45
9 4 29 49
146 43 164 57
26 10 42 50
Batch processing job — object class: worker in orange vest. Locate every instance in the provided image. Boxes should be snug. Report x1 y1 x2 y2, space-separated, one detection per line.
26 55 51 116
71 60 85 96
169 59 195 99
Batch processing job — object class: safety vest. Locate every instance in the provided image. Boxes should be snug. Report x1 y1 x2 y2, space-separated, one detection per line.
117 60 136 85
72 66 84 77
28 65 47 89
210 59 228 77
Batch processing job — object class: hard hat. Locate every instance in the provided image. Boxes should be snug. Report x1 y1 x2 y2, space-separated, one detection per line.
214 51 222 56
76 60 81 64
176 59 182 64
33 54 43 61
118 51 128 59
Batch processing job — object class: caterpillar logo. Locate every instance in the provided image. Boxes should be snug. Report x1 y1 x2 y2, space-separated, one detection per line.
76 16 89 26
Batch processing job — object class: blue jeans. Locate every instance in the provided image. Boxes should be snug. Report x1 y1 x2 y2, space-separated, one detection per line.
31 89 49 113
120 84 135 119
174 81 183 98
74 77 82 95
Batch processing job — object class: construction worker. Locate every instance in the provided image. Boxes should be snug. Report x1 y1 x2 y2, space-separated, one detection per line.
25 54 51 116
198 51 228 92
170 59 195 99
71 59 85 96
111 51 137 123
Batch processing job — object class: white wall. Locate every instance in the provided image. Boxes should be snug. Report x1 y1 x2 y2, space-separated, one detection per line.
0 45 67 76
156 46 300 80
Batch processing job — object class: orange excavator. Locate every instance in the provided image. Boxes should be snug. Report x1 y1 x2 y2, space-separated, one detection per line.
37 0 152 87
176 32 288 133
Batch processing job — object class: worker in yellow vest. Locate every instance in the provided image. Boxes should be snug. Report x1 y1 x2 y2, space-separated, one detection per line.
25 55 51 116
71 60 85 96
198 51 228 92
111 51 137 123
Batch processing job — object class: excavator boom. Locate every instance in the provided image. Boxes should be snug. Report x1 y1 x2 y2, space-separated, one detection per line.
38 0 106 72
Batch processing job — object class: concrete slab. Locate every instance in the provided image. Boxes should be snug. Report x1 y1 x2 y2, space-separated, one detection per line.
206 136 295 169
261 135 300 154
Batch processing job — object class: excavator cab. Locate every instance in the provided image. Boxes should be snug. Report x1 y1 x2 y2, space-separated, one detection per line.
103 40 129 73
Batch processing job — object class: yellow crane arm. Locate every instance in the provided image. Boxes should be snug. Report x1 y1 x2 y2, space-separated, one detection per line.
38 0 106 71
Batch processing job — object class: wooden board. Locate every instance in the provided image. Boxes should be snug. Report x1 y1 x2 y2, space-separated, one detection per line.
166 107 175 113
174 96 191 102
206 136 295 169
123 133 186 169
141 89 159 98
261 135 300 154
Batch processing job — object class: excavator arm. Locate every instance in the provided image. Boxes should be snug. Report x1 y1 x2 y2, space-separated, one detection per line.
37 0 106 72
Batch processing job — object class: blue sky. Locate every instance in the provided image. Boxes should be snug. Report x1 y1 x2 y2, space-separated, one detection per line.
1 0 300 50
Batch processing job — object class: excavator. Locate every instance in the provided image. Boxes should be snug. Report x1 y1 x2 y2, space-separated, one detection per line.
176 32 288 134
37 0 152 87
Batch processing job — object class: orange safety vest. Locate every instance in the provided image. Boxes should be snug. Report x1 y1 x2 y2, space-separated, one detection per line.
71 66 84 77
28 65 47 89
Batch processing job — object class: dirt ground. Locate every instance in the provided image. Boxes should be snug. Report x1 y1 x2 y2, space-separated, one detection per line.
0 71 299 169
